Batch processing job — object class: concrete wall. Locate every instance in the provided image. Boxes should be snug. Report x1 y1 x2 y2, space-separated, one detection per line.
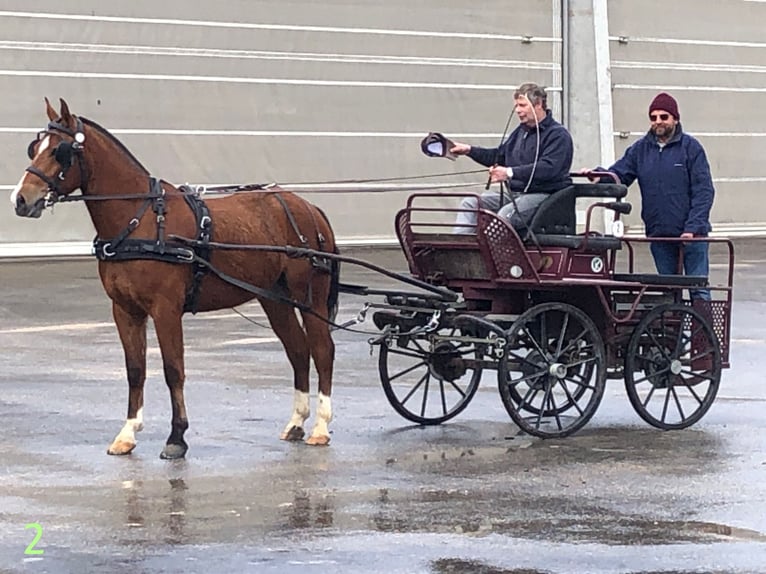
2 0 764 255
0 1 563 254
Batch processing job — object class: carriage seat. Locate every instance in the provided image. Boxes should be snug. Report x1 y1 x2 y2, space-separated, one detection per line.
533 233 623 252
520 182 629 251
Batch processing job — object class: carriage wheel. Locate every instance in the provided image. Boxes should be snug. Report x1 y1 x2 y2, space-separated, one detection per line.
498 302 606 438
378 327 485 425
624 303 721 430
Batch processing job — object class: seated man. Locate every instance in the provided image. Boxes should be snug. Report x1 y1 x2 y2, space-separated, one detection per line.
448 82 574 233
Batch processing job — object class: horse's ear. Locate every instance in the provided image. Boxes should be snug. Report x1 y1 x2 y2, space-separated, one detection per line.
45 97 57 121
59 98 72 124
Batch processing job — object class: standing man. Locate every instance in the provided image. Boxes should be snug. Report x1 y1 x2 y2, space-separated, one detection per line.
598 92 715 300
448 82 573 232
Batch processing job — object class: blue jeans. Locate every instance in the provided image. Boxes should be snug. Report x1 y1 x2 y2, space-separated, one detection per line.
649 240 711 300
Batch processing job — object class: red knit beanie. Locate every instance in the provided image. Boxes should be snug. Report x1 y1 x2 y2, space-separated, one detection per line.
649 92 679 120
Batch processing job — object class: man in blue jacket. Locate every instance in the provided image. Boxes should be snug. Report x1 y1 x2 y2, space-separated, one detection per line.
448 83 573 232
604 93 715 300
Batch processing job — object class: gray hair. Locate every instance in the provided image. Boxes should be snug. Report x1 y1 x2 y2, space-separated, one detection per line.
514 83 547 109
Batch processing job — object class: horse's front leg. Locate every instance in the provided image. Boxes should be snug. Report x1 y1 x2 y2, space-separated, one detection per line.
153 307 189 459
108 304 148 455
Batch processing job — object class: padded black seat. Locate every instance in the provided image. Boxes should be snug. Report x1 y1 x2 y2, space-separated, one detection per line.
522 183 630 237
535 234 622 252
613 273 708 287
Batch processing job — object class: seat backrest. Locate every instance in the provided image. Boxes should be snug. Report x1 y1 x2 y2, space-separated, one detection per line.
525 186 577 236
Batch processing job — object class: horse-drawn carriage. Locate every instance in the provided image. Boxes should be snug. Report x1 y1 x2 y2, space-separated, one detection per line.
357 177 733 438
12 98 733 457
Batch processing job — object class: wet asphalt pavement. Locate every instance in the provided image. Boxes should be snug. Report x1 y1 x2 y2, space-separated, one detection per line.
2 241 766 573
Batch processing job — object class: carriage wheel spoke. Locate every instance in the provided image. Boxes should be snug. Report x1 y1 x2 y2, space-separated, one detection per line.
660 385 672 422
387 347 428 361
557 329 590 358
439 379 448 415
558 379 586 417
641 385 657 408
632 364 672 386
419 373 431 417
446 378 469 397
679 369 715 383
555 313 570 357
535 382 554 429
669 384 686 421
387 360 428 382
684 381 705 406
399 371 428 406
505 368 550 387
522 326 550 362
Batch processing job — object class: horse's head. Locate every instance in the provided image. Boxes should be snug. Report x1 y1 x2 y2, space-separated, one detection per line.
12 98 88 218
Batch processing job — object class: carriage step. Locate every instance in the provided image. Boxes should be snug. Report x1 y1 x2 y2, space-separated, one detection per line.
613 273 708 287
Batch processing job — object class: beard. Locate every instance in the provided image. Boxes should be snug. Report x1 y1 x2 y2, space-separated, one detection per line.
652 124 676 140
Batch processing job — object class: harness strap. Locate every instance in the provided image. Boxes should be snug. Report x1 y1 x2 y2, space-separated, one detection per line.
180 186 213 314
190 256 312 313
274 193 309 248
93 238 195 263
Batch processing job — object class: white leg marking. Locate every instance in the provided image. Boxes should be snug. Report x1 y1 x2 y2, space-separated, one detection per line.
108 407 144 454
308 392 332 444
282 390 310 437
116 406 144 441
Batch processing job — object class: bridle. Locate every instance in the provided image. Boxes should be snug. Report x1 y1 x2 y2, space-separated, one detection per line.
25 117 89 205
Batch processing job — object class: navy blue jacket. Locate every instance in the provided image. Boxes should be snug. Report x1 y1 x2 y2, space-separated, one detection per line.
606 125 715 237
467 110 573 193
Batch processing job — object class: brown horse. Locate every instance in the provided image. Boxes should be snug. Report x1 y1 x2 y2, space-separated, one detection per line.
11 98 340 458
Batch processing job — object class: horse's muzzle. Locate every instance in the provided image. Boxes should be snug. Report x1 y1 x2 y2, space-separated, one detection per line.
14 194 45 218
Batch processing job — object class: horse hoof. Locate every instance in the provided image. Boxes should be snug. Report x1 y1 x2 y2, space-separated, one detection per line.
305 434 330 446
107 440 136 455
160 443 187 459
280 426 305 441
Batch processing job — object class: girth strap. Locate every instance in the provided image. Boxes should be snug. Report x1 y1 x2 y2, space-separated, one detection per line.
180 186 213 313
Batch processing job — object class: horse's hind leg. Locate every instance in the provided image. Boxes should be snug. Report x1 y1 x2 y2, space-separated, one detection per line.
108 303 148 455
260 300 312 442
152 308 190 459
301 310 335 446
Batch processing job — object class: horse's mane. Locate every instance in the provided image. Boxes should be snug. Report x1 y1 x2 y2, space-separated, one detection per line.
79 116 150 175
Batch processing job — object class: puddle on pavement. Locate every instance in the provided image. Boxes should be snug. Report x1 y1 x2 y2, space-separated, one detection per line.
368 488 766 545
385 426 723 479
431 559 548 574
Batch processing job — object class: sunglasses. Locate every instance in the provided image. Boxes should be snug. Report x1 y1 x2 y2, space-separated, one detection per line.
650 113 670 122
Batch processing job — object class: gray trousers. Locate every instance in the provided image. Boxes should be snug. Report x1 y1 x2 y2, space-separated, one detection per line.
454 191 548 234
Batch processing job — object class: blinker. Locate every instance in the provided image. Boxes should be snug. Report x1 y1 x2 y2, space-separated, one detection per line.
54 142 74 168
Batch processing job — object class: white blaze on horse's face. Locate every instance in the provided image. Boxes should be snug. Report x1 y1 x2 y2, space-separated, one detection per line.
10 135 51 206
34 134 52 159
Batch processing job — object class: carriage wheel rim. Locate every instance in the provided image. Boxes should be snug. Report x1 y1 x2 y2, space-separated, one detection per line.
624 303 721 430
497 302 606 438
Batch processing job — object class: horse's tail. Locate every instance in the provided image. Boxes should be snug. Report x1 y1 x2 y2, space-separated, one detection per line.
314 205 341 324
